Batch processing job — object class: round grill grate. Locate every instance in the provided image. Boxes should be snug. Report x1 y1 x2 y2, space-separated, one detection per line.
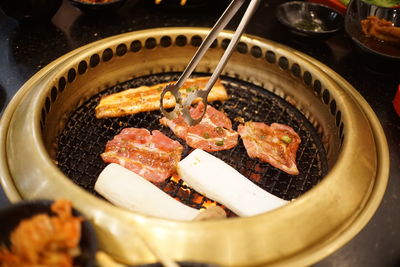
55 73 328 214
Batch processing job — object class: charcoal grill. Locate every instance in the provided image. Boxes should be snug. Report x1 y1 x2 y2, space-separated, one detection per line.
56 72 328 209
0 28 389 266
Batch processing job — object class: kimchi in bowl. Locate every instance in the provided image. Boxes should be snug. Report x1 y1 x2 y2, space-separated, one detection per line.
345 0 400 60
0 199 97 267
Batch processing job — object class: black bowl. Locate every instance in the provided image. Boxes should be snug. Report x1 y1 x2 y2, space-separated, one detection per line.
345 0 400 61
0 199 97 267
142 0 216 9
276 1 344 39
0 0 62 21
68 0 127 13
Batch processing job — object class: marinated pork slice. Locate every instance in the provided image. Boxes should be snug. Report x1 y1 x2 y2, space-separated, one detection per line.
160 102 238 152
101 128 183 183
238 122 301 175
95 77 228 118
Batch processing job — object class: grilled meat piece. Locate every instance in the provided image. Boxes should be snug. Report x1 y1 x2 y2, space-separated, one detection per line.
160 102 238 152
101 128 183 183
95 77 228 118
238 122 301 175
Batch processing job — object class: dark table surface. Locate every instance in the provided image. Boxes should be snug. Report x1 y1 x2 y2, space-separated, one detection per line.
0 0 399 266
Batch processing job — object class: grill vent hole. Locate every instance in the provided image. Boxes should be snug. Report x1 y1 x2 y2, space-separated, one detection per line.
45 97 51 113
291 63 301 77
251 46 262 58
68 68 76 83
89 54 100 68
191 35 202 47
175 35 187 47
339 123 344 139
51 87 58 102
236 42 248 54
130 40 142 52
160 36 172 47
303 71 312 85
278 56 289 70
58 77 66 92
336 111 341 126
330 100 337 115
78 61 87 75
265 50 276 63
145 38 157 49
116 44 127 56
221 38 230 49
313 80 322 96
41 108 46 127
210 39 218 48
322 89 330 104
102 48 113 62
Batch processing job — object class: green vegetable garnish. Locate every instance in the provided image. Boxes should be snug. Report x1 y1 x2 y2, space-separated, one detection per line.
203 133 210 139
350 0 400 7
186 87 195 92
343 0 400 7
281 135 292 144
293 20 324 32
157 86 163 92
215 140 224 146
215 126 224 134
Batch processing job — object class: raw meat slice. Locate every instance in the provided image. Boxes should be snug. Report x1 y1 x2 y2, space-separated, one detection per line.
238 122 301 175
101 128 183 183
160 102 238 152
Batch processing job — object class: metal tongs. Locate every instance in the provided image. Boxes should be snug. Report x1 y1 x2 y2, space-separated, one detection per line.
160 0 261 126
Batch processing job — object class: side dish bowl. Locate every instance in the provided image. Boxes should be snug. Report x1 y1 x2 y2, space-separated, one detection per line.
0 0 62 20
0 199 97 267
68 0 127 13
308 0 347 14
345 0 400 61
276 1 344 39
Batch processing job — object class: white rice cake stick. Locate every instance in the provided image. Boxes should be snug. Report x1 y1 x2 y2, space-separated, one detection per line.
178 149 289 216
95 163 200 221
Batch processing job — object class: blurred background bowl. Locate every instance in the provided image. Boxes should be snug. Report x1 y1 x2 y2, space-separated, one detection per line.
308 0 348 14
141 0 216 9
276 1 344 39
0 0 62 21
345 0 400 61
68 0 128 13
0 199 97 267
